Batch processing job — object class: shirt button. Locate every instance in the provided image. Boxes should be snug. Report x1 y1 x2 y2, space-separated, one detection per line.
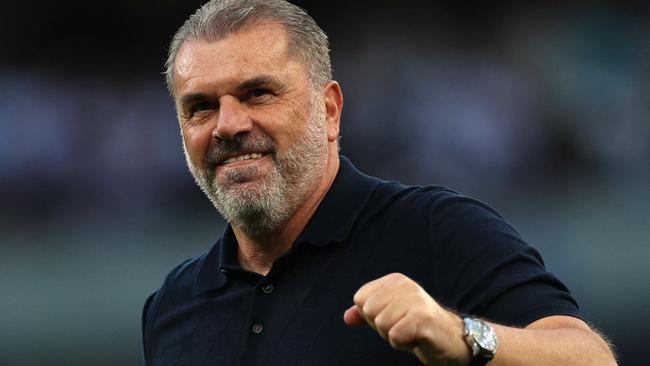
251 323 263 334
262 284 274 294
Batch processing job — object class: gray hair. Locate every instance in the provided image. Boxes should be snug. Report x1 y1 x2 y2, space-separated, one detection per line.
164 0 331 97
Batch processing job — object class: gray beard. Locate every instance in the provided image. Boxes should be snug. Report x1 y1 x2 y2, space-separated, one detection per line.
184 100 328 239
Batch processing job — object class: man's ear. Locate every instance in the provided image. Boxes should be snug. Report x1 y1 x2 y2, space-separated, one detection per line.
322 81 344 142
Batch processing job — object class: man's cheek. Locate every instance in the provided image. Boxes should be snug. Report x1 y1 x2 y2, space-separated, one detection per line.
184 133 211 167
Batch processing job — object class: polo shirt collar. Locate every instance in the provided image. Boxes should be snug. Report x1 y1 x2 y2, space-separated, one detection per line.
191 226 237 297
295 156 380 246
192 156 380 297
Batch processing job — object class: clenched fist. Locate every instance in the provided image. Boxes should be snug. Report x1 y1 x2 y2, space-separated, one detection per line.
343 273 472 366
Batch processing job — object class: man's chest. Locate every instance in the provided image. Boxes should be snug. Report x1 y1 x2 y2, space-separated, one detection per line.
149 240 433 366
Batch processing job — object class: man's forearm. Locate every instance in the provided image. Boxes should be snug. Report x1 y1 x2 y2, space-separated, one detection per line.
345 273 617 366
487 317 617 366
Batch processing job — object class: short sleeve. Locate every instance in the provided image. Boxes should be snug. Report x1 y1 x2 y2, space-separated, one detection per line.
429 193 580 327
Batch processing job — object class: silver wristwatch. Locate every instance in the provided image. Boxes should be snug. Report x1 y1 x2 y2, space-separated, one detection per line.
463 317 498 366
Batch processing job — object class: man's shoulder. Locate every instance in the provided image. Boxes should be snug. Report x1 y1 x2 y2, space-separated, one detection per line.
360 178 518 253
142 250 212 325
167 254 205 285
370 179 501 221
150 250 212 299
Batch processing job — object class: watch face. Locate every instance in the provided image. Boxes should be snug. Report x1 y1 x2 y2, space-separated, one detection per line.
467 319 498 352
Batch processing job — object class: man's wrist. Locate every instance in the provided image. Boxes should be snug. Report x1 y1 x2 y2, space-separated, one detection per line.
462 317 499 366
448 313 473 366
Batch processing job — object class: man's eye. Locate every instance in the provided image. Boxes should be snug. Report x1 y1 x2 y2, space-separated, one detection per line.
190 101 214 115
251 88 271 98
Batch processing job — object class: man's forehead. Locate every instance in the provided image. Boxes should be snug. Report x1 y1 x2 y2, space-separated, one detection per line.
175 22 290 73
173 22 299 95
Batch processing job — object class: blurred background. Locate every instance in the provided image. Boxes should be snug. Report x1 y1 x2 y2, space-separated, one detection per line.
1 0 648 365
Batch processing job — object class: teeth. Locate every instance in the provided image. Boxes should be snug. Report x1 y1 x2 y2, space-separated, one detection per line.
223 153 263 165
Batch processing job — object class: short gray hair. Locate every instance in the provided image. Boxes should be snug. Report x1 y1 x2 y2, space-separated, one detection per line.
164 0 331 97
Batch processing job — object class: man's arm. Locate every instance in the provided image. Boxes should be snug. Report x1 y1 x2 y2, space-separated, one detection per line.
343 273 617 366
491 315 616 366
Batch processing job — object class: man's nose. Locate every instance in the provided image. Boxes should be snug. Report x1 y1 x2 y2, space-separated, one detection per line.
213 95 253 140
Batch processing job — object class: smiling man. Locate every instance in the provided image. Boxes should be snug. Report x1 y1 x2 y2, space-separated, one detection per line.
142 1 617 365
174 21 339 262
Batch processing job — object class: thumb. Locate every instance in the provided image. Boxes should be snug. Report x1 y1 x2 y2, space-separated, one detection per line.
343 305 367 327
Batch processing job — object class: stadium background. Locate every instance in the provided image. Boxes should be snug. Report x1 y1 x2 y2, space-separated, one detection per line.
1 1 648 365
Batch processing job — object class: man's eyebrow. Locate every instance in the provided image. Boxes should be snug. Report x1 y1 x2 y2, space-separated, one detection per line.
236 75 282 91
178 75 283 106
179 93 208 106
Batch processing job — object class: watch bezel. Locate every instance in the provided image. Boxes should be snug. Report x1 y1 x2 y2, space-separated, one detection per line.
463 317 499 357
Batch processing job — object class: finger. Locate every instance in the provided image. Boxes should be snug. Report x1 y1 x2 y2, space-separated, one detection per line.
373 296 410 341
359 284 402 330
352 274 392 307
389 311 458 366
373 290 430 342
353 273 410 308
387 310 421 351
343 305 366 327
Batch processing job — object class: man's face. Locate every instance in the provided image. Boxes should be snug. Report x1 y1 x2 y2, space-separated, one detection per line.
173 22 330 237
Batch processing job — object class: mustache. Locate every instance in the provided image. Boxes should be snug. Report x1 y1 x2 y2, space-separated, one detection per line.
204 134 278 168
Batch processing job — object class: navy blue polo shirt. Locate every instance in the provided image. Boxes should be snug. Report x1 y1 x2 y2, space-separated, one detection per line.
142 156 579 366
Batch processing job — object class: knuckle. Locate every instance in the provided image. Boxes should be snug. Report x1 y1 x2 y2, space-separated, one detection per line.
352 291 363 305
404 278 421 291
388 272 407 282
387 326 402 342
362 301 377 318
374 313 389 331
390 273 419 290
388 325 412 350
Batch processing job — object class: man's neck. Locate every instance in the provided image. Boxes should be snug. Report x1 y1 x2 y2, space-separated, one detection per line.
232 154 340 276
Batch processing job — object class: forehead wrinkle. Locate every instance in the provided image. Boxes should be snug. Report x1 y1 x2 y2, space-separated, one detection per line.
175 22 290 77
176 51 280 96
173 22 310 102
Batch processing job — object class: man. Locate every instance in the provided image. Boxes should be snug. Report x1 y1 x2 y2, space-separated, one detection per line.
142 1 617 365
